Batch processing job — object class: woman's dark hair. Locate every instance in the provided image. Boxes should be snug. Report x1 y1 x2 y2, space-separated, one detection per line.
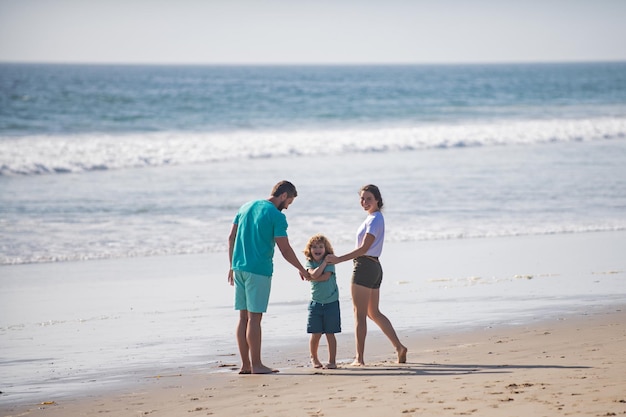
360 184 383 209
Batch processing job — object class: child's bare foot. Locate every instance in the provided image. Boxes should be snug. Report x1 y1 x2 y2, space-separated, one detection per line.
311 358 323 368
252 364 279 374
397 346 408 364
324 362 337 369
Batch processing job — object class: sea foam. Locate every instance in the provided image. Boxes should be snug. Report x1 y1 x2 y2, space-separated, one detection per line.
1 117 624 176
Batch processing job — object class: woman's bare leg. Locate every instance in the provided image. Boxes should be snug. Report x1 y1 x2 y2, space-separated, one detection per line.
351 283 371 365
367 289 407 363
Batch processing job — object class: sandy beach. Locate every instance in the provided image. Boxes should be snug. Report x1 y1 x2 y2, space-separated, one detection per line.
2 231 625 415
3 306 624 417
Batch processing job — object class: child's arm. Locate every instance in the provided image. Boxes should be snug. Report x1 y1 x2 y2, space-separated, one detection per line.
307 259 332 282
308 270 332 282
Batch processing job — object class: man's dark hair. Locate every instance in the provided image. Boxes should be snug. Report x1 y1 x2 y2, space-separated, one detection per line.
271 180 298 198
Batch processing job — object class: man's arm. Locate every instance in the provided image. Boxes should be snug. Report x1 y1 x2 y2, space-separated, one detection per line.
275 236 309 280
227 224 237 286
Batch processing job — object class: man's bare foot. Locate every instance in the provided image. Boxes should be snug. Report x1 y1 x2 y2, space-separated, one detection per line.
397 346 408 364
324 362 337 369
311 358 323 369
252 364 279 374
238 368 252 374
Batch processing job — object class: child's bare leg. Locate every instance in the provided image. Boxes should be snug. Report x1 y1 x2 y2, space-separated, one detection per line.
310 333 323 368
324 333 337 369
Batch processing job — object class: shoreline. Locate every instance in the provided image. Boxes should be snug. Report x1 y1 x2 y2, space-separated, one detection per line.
1 230 625 410
2 306 625 416
2 226 625 268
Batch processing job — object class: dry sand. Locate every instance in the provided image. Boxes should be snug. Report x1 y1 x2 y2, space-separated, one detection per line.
3 307 625 417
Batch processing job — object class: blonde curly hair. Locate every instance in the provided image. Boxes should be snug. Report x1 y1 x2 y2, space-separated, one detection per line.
303 234 334 261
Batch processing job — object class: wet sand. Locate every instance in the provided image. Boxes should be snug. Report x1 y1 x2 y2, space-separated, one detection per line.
3 307 624 417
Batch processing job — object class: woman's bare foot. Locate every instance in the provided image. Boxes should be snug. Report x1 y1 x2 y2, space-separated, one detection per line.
311 358 323 369
252 364 279 374
397 346 408 364
350 359 365 366
324 362 337 369
239 368 252 374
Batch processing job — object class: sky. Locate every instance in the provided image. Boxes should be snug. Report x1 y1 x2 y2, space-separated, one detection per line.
1 0 625 65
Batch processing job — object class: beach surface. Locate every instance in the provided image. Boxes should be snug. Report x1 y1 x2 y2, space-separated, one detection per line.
2 231 626 416
2 307 625 417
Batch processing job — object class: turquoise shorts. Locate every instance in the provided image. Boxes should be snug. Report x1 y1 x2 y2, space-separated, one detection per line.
233 270 272 313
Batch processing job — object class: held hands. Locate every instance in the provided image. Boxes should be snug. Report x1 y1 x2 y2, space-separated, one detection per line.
303 255 331 282
325 254 339 264
230 268 310 283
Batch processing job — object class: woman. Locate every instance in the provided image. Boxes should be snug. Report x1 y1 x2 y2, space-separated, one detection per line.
326 184 407 366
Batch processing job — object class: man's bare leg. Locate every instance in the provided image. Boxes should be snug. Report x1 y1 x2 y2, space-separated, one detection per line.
236 310 251 374
247 312 278 374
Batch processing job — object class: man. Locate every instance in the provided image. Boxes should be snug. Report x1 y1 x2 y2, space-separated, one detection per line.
227 180 309 374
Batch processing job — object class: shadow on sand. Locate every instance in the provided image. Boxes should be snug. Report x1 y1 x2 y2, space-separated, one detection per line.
278 361 590 377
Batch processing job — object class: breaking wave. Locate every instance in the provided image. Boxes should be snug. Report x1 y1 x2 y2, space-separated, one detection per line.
1 117 625 176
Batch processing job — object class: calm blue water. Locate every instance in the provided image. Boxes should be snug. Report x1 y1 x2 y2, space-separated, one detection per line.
2 63 625 136
1 62 625 265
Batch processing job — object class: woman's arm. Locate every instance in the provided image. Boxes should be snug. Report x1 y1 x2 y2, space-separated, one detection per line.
326 233 375 264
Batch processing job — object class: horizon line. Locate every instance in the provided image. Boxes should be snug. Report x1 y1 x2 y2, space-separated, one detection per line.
1 59 626 67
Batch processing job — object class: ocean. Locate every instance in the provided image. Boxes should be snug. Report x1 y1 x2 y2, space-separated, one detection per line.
2 62 626 265
1 62 625 403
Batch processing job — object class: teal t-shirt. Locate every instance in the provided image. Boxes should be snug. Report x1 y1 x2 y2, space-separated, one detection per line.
232 200 288 277
306 259 338 304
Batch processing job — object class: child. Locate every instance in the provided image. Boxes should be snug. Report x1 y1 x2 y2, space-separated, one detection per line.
303 234 341 369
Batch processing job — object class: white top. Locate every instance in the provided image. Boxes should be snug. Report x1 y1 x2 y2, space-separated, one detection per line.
356 210 384 257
